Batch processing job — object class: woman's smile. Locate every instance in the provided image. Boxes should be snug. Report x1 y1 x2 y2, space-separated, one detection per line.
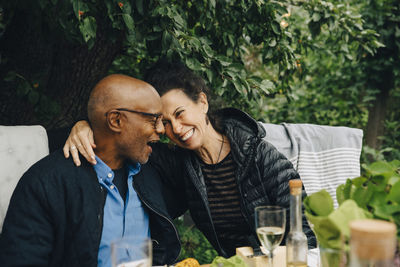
180 128 194 142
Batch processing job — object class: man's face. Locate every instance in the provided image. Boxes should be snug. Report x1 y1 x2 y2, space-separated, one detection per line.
117 87 164 164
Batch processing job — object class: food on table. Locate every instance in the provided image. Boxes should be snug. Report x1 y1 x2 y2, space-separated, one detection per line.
175 258 200 267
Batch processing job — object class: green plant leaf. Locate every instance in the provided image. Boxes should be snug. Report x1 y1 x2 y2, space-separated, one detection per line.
388 174 400 185
351 177 367 187
373 204 400 220
387 180 400 203
304 189 333 216
216 55 232 66
122 14 134 31
365 161 397 175
259 79 275 94
351 186 374 209
369 191 387 207
72 0 89 19
185 58 202 71
79 16 97 42
336 179 352 205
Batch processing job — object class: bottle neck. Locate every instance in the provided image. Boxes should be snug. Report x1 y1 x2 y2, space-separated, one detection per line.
290 192 303 232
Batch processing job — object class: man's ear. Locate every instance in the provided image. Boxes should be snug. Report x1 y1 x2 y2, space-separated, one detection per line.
107 112 123 133
199 92 209 113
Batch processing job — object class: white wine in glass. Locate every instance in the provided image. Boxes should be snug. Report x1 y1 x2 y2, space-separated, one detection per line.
256 226 285 252
255 206 286 267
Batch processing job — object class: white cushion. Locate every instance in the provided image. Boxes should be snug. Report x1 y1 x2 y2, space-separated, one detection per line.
0 125 49 232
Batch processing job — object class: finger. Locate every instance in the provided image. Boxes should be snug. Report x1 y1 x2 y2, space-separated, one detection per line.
78 141 96 165
82 141 96 164
63 142 70 158
70 145 81 166
75 143 90 163
89 130 96 148
75 130 96 165
87 130 97 164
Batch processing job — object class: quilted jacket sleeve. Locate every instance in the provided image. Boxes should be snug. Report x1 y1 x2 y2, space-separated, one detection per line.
0 167 54 266
256 140 317 249
149 143 188 219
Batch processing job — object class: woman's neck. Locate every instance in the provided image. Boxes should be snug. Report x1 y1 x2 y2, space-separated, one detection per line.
195 124 230 164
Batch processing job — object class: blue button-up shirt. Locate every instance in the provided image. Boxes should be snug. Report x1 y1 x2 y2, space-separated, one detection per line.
93 156 150 267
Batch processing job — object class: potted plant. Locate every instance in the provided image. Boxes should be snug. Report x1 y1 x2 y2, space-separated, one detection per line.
304 160 400 267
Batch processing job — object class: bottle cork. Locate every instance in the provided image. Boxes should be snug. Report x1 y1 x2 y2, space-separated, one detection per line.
350 219 397 261
289 179 302 195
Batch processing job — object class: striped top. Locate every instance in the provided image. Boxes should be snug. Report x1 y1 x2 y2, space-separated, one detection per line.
200 152 252 256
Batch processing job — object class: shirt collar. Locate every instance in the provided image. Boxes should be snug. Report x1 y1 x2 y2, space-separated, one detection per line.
93 156 141 184
127 161 141 177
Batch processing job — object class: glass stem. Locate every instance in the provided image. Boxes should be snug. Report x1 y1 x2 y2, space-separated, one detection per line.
268 250 274 267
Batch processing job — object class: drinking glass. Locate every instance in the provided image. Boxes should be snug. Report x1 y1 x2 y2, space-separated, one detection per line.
255 205 286 267
111 237 152 267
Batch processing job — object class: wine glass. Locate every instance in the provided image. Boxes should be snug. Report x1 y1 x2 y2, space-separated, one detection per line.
111 237 152 267
255 205 286 267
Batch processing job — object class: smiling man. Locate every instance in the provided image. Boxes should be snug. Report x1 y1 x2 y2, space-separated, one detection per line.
0 74 183 267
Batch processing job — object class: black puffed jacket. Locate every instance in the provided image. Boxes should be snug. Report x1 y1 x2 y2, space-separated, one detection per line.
151 108 316 257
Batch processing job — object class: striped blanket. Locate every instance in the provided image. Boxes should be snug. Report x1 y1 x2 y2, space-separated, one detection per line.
261 123 363 207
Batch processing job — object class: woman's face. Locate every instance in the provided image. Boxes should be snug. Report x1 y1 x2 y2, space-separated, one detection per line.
161 89 209 150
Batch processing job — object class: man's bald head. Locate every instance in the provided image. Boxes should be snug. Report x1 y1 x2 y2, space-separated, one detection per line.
87 74 159 131
86 74 163 167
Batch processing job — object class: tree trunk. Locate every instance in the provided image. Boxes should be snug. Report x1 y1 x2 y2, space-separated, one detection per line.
365 71 393 149
0 8 123 129
46 28 123 129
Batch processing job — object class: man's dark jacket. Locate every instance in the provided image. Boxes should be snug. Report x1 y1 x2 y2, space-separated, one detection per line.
0 150 184 266
151 108 317 257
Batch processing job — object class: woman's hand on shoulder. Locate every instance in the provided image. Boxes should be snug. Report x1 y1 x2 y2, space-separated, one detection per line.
63 120 97 166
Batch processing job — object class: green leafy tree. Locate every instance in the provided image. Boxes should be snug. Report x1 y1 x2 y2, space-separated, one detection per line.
262 0 400 159
360 0 400 151
0 0 381 129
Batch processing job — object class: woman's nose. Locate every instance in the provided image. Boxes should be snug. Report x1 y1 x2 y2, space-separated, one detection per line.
171 120 182 134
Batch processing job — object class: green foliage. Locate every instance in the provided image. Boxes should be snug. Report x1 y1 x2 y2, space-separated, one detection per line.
336 160 400 238
174 218 217 264
379 89 400 161
262 0 400 161
303 160 399 267
305 160 400 256
2 0 388 128
305 198 371 249
210 255 246 267
304 190 334 217
3 71 60 122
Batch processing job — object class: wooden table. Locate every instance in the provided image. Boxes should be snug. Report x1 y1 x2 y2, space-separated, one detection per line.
236 246 286 267
200 247 286 267
200 246 319 267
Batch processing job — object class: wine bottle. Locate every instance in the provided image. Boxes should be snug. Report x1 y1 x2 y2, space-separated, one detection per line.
286 179 308 267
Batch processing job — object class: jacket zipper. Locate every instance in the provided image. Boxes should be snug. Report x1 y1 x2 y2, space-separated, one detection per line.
133 183 181 264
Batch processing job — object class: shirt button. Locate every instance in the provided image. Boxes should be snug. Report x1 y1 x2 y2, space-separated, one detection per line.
110 185 115 190
107 173 112 178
